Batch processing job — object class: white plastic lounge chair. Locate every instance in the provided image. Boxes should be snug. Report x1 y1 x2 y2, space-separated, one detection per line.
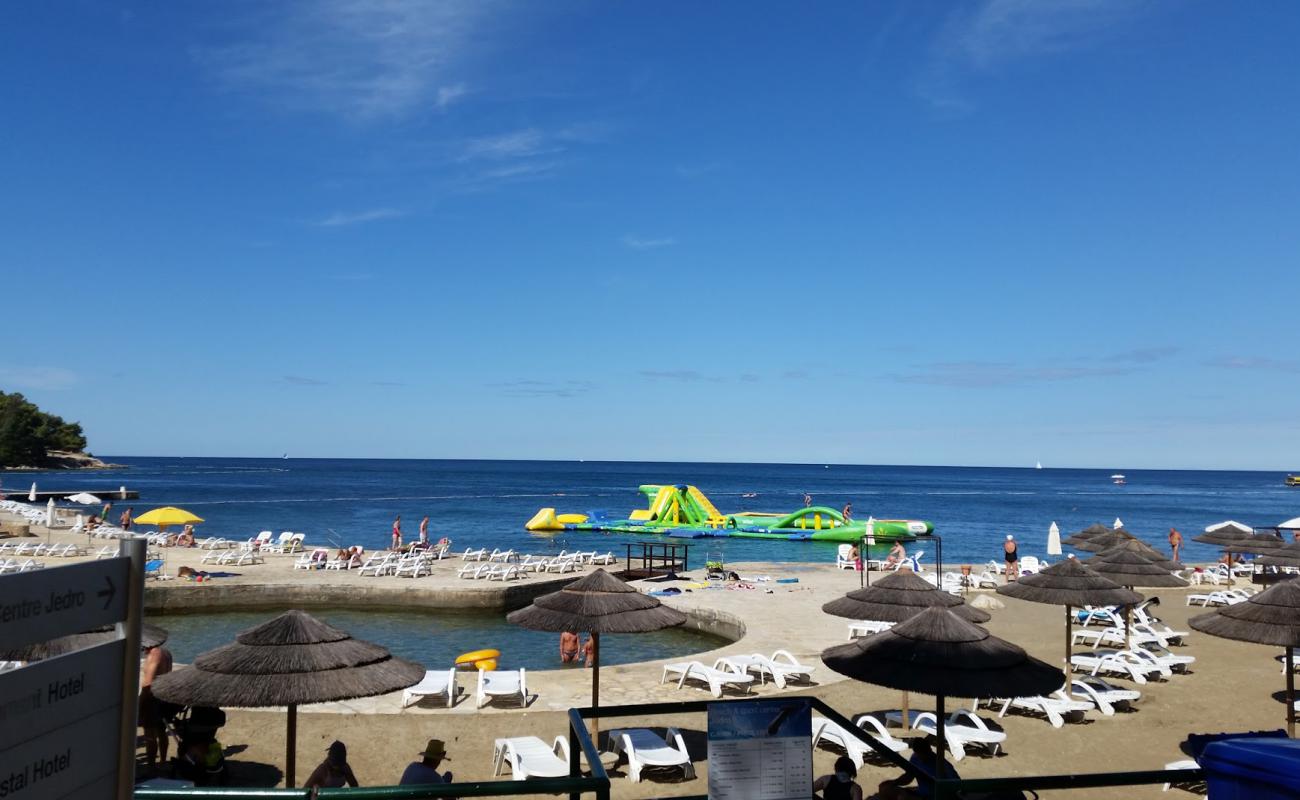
848 620 895 639
1071 625 1167 650
1076 606 1121 627
457 563 494 580
486 564 526 581
719 651 815 689
1019 556 1042 574
984 692 1093 728
661 661 754 698
836 544 857 570
588 552 616 565
909 710 1006 761
402 669 458 708
1186 591 1235 607
1070 651 1165 684
545 557 579 574
488 548 516 562
811 714 907 767
1135 645 1194 673
461 547 488 561
493 736 569 780
609 728 694 782
358 554 395 576
1069 677 1141 715
394 556 431 578
477 669 528 708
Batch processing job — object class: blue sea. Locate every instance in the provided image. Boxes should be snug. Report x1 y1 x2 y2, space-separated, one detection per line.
10 458 1297 568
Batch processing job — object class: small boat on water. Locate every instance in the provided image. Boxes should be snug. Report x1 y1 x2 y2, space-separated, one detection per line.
1287 475 1300 487
1036 461 1043 470
1111 474 1127 485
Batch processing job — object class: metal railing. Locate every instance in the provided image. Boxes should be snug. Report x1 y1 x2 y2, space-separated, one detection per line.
136 695 1204 800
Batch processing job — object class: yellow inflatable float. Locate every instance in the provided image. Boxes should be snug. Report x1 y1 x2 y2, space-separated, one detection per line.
455 649 500 671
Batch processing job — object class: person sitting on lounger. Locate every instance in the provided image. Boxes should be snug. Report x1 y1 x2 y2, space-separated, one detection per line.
877 738 959 800
399 739 453 787
814 755 862 800
176 525 195 547
884 541 906 568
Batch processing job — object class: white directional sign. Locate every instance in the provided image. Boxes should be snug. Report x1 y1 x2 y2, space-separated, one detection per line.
0 702 120 799
0 639 126 753
0 557 128 651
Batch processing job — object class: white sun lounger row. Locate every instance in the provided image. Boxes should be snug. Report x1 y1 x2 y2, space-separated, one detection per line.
893 710 1007 761
811 714 908 767
660 660 755 697
0 558 46 574
492 728 690 783
715 651 815 689
0 542 85 557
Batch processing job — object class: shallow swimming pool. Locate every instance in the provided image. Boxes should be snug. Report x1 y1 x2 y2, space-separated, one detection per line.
151 608 728 671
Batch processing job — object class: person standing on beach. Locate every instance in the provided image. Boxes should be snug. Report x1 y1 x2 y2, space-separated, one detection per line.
559 631 580 663
102 501 113 526
582 635 596 668
140 641 174 770
1003 535 1019 582
119 506 133 531
391 515 402 550
419 515 429 545
1168 527 1183 562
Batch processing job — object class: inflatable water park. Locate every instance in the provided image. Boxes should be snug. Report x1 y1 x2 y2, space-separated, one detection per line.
525 484 932 543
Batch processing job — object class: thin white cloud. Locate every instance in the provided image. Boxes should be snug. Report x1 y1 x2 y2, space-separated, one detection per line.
193 0 498 120
622 235 676 250
460 128 553 161
435 82 469 109
920 0 1149 111
1205 356 1300 374
0 366 78 391
314 208 404 227
893 360 1130 388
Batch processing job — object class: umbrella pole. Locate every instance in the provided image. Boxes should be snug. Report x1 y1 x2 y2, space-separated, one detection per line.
591 632 601 739
286 703 297 787
1065 605 1072 671
901 691 910 729
1287 646 1295 738
935 694 947 779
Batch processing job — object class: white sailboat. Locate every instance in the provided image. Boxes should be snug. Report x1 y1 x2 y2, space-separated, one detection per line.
1035 461 1043 470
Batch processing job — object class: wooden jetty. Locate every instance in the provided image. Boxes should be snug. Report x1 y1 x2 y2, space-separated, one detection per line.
1 488 139 501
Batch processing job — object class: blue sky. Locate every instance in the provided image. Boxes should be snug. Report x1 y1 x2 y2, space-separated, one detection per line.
3 1 1298 469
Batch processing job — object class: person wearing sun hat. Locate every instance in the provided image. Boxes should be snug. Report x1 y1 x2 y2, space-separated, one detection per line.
399 738 453 787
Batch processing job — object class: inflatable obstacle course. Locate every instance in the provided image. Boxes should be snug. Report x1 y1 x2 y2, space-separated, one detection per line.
525 484 932 543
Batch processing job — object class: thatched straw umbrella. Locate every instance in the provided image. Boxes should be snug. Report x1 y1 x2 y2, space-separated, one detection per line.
1258 544 1300 570
822 570 991 624
998 557 1142 669
507 569 686 731
0 623 168 662
1091 539 1184 572
823 570 990 727
1194 521 1256 584
822 607 1064 775
1084 548 1187 648
1063 523 1127 548
151 610 422 786
1190 580 1300 736
1070 529 1141 554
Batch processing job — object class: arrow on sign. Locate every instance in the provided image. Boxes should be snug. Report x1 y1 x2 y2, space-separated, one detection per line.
98 574 116 610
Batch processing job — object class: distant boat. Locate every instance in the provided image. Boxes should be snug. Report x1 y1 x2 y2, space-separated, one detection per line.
1111 474 1126 485
1035 461 1043 470
282 453 288 459
1286 474 1299 487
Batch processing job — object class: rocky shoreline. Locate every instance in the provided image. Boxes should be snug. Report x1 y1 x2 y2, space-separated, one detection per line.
1 450 125 471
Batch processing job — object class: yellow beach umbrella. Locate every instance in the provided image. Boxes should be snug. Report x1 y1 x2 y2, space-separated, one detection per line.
133 506 204 529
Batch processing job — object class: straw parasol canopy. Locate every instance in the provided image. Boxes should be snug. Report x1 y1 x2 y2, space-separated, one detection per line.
1190 580 1300 736
152 610 422 786
998 557 1143 667
1233 532 1287 556
822 606 1064 773
822 570 991 624
1085 548 1187 588
507 569 687 727
1193 521 1254 547
1 623 168 662
1259 544 1300 569
1063 523 1127 548
1090 539 1184 572
1071 529 1139 553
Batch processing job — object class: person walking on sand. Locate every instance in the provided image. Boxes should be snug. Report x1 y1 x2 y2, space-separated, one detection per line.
305 741 359 789
399 739 453 787
1003 535 1019 582
1168 527 1183 562
419 515 429 545
119 506 133 531
391 515 402 550
560 631 581 663
139 641 174 770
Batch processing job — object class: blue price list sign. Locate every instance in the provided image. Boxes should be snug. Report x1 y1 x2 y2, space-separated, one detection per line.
707 699 812 800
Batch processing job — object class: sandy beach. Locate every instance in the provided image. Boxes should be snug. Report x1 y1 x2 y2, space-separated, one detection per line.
4 510 1289 798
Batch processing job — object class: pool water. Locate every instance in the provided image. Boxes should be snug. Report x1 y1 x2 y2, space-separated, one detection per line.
151 608 727 671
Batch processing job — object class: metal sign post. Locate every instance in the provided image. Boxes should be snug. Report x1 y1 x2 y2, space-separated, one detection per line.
0 536 145 800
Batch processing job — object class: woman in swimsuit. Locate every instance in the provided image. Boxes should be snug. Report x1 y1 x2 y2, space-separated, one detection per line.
391 515 402 550
1003 535 1019 582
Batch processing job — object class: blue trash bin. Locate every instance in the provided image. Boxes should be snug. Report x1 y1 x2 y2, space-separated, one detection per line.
1200 738 1300 799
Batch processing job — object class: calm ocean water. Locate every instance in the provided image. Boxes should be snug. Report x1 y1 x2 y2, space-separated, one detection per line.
10 458 1297 567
